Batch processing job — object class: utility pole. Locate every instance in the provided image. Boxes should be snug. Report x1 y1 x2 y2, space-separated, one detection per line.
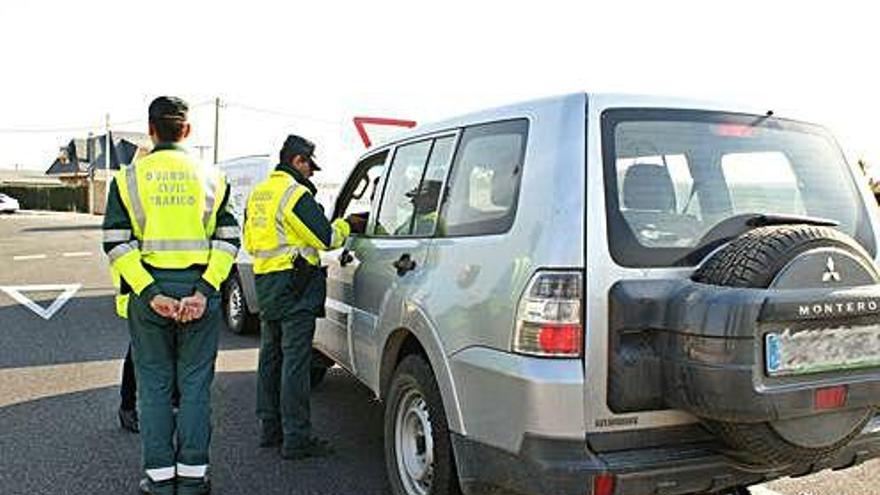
105 113 111 174
88 130 95 214
103 113 111 214
213 97 221 164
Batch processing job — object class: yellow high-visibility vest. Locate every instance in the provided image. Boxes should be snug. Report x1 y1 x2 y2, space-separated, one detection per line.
244 170 349 275
115 149 228 270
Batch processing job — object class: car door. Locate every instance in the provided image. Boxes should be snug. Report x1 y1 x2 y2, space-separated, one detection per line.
317 150 390 370
325 133 458 390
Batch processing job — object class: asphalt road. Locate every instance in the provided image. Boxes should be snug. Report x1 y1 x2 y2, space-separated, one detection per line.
0 210 877 495
0 211 389 495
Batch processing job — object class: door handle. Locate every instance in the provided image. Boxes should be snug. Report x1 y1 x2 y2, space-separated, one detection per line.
392 253 417 276
339 249 355 267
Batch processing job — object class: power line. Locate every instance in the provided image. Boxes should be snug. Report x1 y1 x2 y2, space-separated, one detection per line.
0 99 214 135
0 117 141 134
224 101 340 125
0 99 334 134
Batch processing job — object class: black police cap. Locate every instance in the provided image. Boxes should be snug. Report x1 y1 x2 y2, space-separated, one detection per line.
282 134 321 171
148 96 189 122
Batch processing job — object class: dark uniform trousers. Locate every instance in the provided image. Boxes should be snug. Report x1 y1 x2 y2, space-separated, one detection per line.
255 267 326 447
128 267 220 481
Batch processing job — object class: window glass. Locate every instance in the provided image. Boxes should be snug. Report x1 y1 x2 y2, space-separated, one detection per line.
603 109 873 266
616 154 700 217
375 140 433 236
340 152 387 219
410 136 455 236
440 120 529 236
721 151 805 215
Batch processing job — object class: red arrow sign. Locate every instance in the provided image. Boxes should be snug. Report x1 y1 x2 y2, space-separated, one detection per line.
353 116 417 148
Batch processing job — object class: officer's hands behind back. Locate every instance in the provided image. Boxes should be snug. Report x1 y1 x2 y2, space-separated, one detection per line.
149 291 206 323
150 294 181 320
178 291 207 323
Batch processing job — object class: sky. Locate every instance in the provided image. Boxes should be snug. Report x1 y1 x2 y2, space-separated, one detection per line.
0 1 877 183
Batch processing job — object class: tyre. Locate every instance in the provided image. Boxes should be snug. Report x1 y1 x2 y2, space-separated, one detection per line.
384 355 461 495
310 349 333 389
223 272 259 334
693 224 876 466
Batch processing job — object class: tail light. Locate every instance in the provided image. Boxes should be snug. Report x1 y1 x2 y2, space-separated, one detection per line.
592 473 616 495
815 385 847 410
513 270 583 358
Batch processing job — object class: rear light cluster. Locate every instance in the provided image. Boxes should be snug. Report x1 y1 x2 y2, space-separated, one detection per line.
513 271 583 358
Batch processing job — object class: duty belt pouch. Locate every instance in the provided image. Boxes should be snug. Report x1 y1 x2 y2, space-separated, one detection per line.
290 255 318 299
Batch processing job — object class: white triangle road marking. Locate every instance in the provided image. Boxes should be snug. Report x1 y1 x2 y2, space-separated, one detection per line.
0 284 82 320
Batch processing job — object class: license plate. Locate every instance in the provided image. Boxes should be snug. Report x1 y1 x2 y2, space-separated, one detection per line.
765 325 880 376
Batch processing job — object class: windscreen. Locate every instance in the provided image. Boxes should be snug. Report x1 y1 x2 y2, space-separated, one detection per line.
602 108 875 267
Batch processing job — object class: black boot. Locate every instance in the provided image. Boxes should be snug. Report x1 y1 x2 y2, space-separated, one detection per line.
138 478 174 495
281 436 334 460
177 475 211 495
258 421 282 448
119 407 139 433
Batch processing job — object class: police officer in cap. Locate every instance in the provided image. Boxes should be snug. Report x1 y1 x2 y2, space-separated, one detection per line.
102 96 240 494
244 134 351 459
397 179 444 236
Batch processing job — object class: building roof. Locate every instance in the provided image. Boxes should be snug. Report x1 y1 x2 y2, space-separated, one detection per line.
46 132 152 176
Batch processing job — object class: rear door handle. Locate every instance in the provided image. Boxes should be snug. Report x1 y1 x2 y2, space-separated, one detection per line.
392 253 417 276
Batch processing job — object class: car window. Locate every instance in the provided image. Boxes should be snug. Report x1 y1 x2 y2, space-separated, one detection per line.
331 150 389 236
411 136 455 236
439 119 529 236
340 153 387 218
603 109 874 266
374 140 433 236
374 136 456 237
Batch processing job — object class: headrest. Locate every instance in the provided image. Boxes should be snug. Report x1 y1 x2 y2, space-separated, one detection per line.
622 164 676 212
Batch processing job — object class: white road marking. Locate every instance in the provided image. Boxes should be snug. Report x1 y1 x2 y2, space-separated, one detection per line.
0 284 81 320
749 486 786 495
12 254 47 261
62 252 92 258
0 348 258 408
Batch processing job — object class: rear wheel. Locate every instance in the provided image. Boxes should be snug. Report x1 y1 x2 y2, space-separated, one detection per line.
384 355 461 495
223 272 260 335
694 225 876 466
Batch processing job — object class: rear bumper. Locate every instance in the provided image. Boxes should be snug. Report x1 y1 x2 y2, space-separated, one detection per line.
453 416 880 495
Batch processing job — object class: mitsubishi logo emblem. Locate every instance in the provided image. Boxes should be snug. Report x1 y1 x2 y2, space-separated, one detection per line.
822 256 841 283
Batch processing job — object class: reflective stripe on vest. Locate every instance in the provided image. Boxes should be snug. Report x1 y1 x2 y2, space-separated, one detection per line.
251 245 318 260
107 240 140 263
215 226 241 239
103 229 132 243
275 184 300 247
125 164 146 233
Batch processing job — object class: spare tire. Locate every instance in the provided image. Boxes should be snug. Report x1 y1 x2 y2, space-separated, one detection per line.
692 224 877 466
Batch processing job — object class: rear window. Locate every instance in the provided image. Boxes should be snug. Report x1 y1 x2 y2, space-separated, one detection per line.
439 119 529 236
602 109 875 267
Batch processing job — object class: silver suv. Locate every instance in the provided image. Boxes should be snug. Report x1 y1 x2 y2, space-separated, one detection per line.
224 93 880 495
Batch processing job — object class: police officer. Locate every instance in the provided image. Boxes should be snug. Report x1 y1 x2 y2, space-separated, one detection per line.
243 135 350 459
111 266 139 433
102 96 239 495
114 267 179 434
397 179 443 236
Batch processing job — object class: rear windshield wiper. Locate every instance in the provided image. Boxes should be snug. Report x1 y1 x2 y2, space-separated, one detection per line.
745 213 839 228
